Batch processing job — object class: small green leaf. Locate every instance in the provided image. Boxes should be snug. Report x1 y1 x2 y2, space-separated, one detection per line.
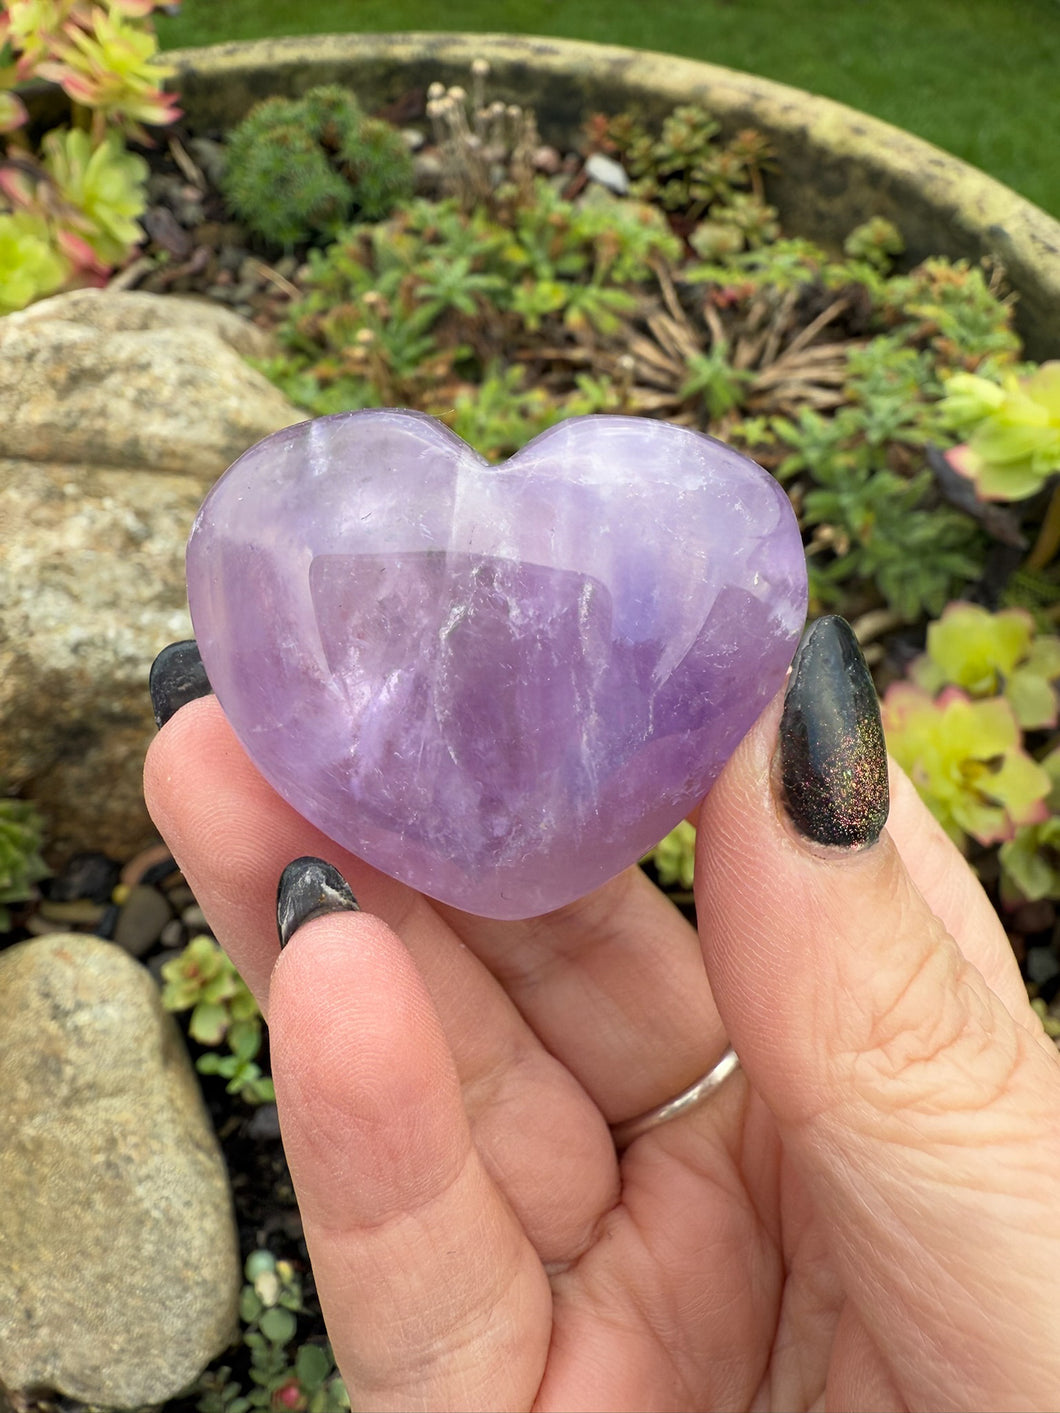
295 1342 333 1387
259 1304 298 1347
245 1249 277 1281
190 1001 229 1045
228 1018 263 1061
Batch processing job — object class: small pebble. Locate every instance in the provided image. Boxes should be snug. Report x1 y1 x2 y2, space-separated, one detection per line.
181 904 209 933
245 1104 282 1142
142 205 193 259
46 852 120 904
187 136 228 188
113 885 173 958
159 919 186 949
584 151 630 195
96 902 120 941
1026 946 1060 987
531 144 561 174
218 245 249 274
164 883 196 912
38 898 105 928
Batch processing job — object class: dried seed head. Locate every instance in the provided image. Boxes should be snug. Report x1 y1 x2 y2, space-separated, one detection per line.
471 57 490 76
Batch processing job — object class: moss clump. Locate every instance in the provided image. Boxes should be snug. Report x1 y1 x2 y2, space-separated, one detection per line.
221 84 413 247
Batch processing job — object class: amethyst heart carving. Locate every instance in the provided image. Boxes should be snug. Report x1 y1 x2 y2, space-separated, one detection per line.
187 410 807 918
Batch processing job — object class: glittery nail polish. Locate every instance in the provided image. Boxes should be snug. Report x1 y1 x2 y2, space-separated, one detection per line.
276 857 359 948
149 640 211 728
778 615 889 849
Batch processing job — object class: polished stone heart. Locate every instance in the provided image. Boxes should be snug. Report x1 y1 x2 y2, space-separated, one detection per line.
187 411 807 918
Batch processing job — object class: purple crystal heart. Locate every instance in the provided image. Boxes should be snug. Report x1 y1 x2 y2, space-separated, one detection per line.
187 410 806 918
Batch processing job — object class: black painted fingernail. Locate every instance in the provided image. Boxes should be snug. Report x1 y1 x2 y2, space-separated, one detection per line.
276 857 359 948
778 615 889 849
149 640 211 728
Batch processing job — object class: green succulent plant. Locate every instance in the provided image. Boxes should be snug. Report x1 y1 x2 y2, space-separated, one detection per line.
997 748 1060 903
909 602 1060 729
160 934 274 1103
882 683 1051 847
0 208 68 313
940 362 1060 502
772 338 987 622
266 182 678 425
221 84 413 247
195 1250 349 1412
0 0 176 309
40 125 149 264
643 819 697 893
593 103 775 221
0 797 49 930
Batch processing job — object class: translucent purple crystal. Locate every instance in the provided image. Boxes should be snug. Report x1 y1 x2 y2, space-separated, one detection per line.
186 411 807 918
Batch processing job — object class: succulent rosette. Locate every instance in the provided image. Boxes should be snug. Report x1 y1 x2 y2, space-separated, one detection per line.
941 363 1060 501
883 682 1051 846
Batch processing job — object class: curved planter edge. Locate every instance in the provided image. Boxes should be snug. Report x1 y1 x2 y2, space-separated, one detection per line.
165 32 1060 361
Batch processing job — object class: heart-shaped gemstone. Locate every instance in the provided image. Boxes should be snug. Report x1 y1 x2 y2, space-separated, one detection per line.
187 411 807 918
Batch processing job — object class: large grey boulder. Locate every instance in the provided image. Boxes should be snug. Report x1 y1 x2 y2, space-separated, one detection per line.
0 934 240 1407
0 287 297 477
0 288 304 861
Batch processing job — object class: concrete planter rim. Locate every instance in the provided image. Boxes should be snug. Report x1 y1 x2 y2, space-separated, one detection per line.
164 31 1060 360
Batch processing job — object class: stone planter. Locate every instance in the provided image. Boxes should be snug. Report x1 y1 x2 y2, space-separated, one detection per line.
167 31 1060 361
7 31 1060 866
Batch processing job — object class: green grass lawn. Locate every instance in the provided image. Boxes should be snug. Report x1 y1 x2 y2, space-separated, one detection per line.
156 0 1060 219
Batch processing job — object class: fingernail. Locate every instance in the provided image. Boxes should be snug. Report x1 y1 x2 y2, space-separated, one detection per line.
149 640 211 728
778 615 889 849
276 857 359 948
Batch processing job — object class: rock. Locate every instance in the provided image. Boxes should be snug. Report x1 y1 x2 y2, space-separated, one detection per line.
37 898 106 928
0 288 304 862
584 151 630 195
46 850 121 904
113 882 173 957
531 144 562 174
0 287 298 475
0 934 240 1407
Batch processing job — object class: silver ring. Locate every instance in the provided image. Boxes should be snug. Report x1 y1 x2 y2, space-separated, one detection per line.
610 1045 741 1151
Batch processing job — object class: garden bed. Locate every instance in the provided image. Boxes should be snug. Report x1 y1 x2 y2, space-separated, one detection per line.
6 29 1060 1410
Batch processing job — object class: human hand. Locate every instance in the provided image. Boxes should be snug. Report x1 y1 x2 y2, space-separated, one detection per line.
145 618 1060 1411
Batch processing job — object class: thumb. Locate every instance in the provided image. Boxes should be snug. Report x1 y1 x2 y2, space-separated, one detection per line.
696 615 1060 1411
